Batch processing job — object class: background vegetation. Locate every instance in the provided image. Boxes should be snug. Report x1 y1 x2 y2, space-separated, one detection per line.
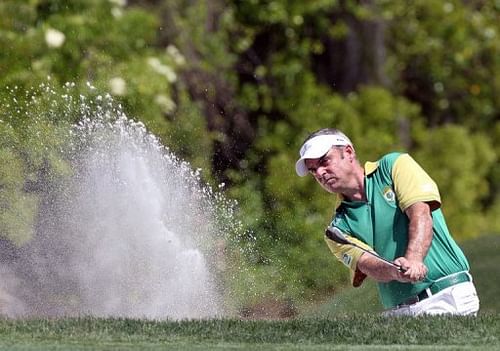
0 0 499 312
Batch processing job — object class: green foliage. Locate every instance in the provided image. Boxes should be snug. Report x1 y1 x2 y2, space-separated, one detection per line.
166 89 213 173
0 0 499 313
0 0 215 245
0 86 74 245
1 1 151 84
485 122 500 233
413 125 496 237
0 0 211 165
384 0 499 129
0 137 37 245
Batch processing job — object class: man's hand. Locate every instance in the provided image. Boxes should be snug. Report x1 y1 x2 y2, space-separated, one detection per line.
394 257 428 283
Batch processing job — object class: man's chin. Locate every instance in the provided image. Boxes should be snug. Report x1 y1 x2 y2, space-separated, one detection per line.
322 180 337 191
321 184 337 193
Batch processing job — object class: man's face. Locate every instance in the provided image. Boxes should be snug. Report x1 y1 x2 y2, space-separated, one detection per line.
304 146 353 193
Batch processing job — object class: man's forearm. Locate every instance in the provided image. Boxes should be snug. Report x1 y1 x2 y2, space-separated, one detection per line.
393 202 433 282
357 253 408 282
405 202 433 261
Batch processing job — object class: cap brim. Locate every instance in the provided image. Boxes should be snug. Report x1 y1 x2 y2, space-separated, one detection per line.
295 133 352 177
295 159 309 177
295 146 332 176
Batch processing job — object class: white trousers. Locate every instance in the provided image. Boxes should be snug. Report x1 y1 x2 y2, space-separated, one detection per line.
384 279 480 317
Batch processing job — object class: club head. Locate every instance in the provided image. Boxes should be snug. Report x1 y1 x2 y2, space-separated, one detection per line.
325 226 351 245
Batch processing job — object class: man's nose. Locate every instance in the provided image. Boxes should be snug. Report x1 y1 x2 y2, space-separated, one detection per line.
313 166 326 178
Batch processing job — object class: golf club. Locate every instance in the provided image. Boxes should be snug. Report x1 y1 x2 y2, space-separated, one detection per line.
325 226 407 272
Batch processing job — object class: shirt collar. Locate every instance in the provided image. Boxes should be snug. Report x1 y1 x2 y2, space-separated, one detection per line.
334 161 379 207
364 161 379 175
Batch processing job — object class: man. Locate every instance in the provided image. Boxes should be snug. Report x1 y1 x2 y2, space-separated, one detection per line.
295 128 480 316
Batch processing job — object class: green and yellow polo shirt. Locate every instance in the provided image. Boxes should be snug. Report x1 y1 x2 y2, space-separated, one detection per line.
325 152 469 308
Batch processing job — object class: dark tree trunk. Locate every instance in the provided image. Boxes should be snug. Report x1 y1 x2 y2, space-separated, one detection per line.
312 5 389 93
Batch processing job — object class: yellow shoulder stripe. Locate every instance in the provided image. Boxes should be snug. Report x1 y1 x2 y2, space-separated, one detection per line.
364 161 379 175
392 154 441 211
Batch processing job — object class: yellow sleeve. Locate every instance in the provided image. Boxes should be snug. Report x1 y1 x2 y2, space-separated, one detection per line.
392 154 441 211
324 233 374 287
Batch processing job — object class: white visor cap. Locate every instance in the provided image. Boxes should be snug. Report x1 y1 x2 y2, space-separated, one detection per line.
295 134 352 177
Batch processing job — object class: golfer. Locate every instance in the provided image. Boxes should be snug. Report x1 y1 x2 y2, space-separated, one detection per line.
295 128 480 316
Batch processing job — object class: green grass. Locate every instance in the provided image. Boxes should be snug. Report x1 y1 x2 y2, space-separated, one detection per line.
0 315 498 350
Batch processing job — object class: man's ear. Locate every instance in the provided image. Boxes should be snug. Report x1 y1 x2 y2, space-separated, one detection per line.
344 145 355 161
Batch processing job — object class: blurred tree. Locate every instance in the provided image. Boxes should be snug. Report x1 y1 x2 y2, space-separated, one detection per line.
140 0 255 182
384 1 499 129
0 0 212 244
0 0 498 311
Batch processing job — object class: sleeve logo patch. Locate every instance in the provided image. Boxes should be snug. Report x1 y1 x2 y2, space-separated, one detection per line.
342 253 353 267
382 186 396 203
